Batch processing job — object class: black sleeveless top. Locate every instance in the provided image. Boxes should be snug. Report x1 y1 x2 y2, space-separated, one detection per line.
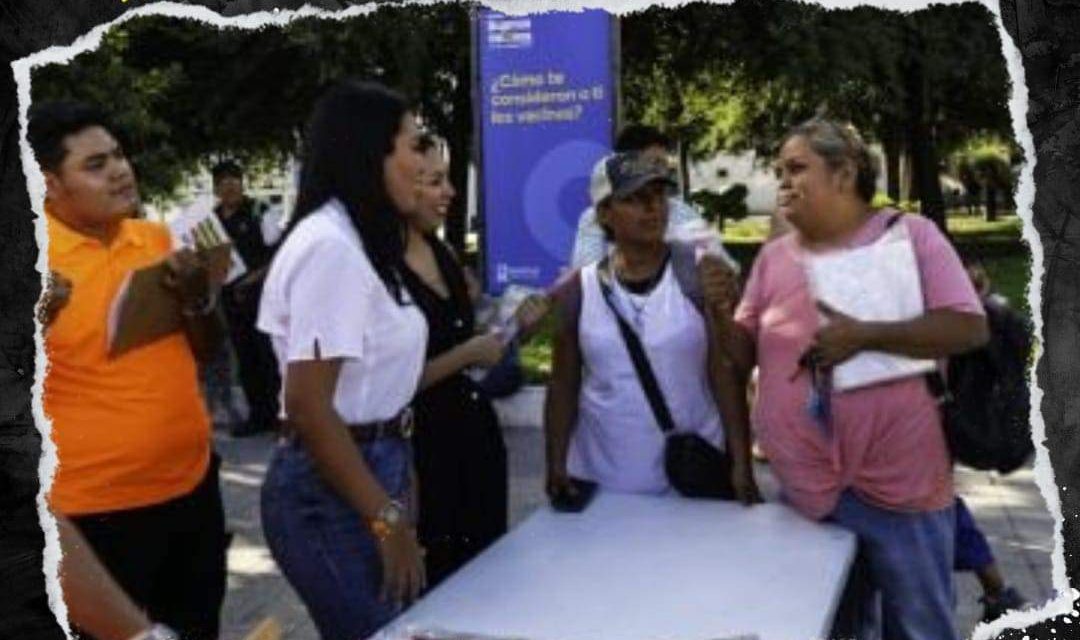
399 234 507 574
399 234 475 360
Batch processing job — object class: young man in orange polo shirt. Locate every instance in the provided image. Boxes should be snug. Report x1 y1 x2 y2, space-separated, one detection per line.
30 101 227 640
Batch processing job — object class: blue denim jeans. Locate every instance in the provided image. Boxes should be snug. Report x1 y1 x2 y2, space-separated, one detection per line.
828 490 958 640
261 437 411 640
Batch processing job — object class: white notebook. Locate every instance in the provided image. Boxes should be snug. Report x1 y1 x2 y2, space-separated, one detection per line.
803 220 935 392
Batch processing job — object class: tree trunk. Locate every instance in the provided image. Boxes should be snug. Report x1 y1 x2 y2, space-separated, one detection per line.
445 48 471 258
678 139 691 201
882 127 902 203
904 19 947 234
985 184 999 222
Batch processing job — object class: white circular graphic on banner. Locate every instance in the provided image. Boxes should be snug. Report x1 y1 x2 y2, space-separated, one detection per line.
521 139 609 260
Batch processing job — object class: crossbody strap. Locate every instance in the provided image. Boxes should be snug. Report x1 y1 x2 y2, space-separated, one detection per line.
596 261 678 434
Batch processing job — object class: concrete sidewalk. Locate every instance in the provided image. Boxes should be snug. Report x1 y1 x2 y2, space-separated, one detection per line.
215 388 1056 639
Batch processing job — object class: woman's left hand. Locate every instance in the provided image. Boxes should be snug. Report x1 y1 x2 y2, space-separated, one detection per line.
730 460 763 506
812 302 871 367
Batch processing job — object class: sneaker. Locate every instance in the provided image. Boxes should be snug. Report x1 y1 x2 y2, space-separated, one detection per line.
980 586 1028 623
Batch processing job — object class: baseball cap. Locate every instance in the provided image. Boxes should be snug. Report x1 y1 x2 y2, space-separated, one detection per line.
589 151 676 208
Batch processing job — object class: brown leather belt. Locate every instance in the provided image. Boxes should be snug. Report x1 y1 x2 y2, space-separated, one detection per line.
282 407 414 442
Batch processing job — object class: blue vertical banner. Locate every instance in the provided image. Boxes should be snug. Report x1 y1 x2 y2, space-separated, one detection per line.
476 8 616 294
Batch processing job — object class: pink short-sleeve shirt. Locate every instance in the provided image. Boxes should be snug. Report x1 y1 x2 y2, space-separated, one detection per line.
735 210 984 520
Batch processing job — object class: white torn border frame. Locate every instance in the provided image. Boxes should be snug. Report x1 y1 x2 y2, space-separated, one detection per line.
9 0 1070 638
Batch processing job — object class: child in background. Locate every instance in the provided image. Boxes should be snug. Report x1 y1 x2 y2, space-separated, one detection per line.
957 256 1031 622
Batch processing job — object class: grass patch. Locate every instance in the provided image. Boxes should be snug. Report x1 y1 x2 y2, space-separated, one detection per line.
720 216 772 244
947 215 1022 237
519 313 555 384
724 212 1023 245
983 253 1032 318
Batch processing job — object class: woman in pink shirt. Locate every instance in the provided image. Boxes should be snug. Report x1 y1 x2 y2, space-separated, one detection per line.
705 119 988 640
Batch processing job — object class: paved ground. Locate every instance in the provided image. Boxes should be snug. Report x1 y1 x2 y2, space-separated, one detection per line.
214 390 1056 640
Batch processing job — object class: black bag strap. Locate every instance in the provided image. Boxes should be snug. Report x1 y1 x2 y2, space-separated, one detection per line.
596 260 678 434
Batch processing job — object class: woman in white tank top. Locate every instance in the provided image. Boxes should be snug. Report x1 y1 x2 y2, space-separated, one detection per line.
545 151 760 502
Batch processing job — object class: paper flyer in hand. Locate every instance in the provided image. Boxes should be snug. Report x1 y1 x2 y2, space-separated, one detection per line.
803 221 936 392
169 200 248 284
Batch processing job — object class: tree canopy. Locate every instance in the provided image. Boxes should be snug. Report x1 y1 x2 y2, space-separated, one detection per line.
30 0 1016 244
621 1 1015 230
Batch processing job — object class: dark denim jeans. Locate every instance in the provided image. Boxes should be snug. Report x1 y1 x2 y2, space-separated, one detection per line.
262 437 411 640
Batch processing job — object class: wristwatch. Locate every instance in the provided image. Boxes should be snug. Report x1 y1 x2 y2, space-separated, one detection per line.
369 499 406 541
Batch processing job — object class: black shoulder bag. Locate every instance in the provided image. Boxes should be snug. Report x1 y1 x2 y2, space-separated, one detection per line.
596 262 735 499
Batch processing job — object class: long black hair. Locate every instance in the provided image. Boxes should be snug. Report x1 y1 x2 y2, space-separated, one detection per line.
286 80 413 303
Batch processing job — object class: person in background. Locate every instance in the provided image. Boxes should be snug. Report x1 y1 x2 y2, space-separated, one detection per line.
400 133 548 588
708 118 988 640
954 496 1028 622
546 151 759 502
199 338 244 430
953 257 1030 622
213 160 282 437
30 101 227 640
257 80 428 640
570 125 736 269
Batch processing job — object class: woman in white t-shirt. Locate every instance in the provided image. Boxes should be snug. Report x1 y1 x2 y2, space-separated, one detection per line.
544 151 760 503
256 81 428 640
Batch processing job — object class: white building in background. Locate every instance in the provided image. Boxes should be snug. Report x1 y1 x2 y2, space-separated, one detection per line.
688 151 779 216
687 148 899 216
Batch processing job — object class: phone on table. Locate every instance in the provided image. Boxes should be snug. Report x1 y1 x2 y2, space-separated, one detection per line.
550 477 598 513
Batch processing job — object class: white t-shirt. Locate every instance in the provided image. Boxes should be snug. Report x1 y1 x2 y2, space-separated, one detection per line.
568 262 725 494
257 198 428 423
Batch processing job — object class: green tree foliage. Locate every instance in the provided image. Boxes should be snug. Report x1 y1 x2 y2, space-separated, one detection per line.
688 183 750 228
30 1 1015 242
621 0 1014 233
31 4 474 245
952 135 1017 221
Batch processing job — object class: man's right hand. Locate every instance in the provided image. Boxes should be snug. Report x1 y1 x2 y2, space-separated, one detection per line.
39 270 72 327
162 248 212 311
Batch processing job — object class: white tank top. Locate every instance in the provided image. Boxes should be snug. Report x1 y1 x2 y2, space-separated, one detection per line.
567 261 726 494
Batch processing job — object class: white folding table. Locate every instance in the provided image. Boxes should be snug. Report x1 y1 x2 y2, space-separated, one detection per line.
375 492 856 640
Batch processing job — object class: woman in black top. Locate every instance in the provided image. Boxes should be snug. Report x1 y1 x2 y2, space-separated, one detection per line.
400 134 548 587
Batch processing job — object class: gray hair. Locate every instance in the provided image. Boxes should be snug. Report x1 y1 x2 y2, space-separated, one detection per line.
782 118 880 203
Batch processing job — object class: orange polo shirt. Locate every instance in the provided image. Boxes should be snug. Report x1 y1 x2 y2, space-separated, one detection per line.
45 212 211 516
